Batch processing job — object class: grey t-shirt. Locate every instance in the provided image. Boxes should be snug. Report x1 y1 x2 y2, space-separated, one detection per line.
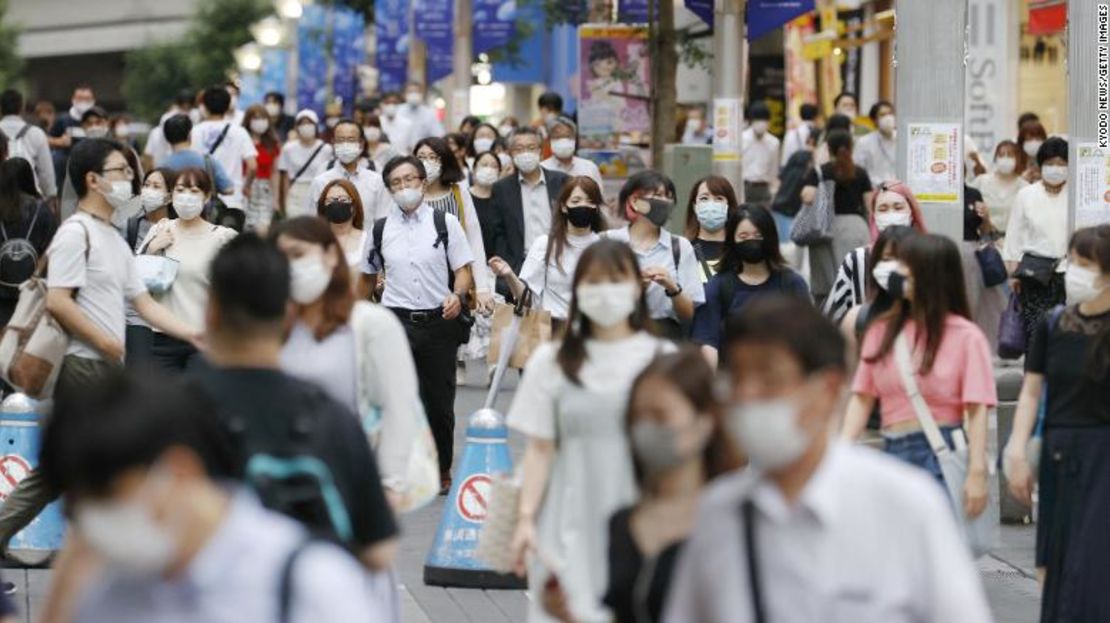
279 322 359 414
47 212 146 361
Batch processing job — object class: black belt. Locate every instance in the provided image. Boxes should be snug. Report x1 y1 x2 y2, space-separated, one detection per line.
389 307 444 324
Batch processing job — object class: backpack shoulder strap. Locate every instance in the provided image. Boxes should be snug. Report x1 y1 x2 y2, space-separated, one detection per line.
277 539 315 623
208 123 231 155
14 124 31 141
23 200 42 240
433 208 449 249
718 271 739 318
126 217 141 251
670 233 681 272
372 217 387 269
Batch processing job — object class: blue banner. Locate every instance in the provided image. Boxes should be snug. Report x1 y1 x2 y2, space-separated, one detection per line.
298 4 367 116
375 0 409 94
239 48 289 108
473 0 516 55
686 0 713 26
414 0 453 83
747 0 814 41
618 0 651 23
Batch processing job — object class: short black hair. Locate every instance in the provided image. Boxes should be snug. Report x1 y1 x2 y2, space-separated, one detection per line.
538 91 564 112
0 89 23 116
799 103 819 121
1037 136 1068 166
619 170 673 210
825 114 852 133
868 100 894 122
723 296 846 374
382 155 427 185
174 89 195 108
748 102 771 121
67 138 123 198
163 114 193 145
834 92 857 108
508 126 542 145
81 107 108 124
264 91 285 106
209 233 290 332
415 136 464 185
40 369 239 498
202 85 231 116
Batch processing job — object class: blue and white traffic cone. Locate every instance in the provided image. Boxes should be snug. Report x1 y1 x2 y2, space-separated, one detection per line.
1 394 63 565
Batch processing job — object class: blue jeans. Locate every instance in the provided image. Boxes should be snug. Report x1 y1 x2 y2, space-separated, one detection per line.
883 426 960 488
772 211 794 243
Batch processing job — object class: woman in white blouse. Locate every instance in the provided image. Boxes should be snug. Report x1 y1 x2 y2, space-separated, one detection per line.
972 140 1029 235
315 178 367 276
507 238 673 623
1002 137 1070 344
488 176 605 335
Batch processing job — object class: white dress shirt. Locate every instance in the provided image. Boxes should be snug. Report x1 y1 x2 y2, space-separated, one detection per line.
972 172 1029 233
396 103 444 143
361 203 474 309
520 171 553 252
1002 181 1069 265
781 122 812 166
854 130 898 186
309 164 395 225
741 128 781 185
541 155 604 188
380 114 415 154
664 441 992 623
601 227 706 320
0 115 56 196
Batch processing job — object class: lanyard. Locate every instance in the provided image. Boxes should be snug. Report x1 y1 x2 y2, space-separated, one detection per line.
742 499 767 623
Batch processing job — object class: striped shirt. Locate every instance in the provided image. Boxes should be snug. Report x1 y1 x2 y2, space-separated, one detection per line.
822 246 869 324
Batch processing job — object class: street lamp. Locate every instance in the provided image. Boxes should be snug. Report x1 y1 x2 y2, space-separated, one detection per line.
234 43 263 72
252 16 286 47
277 0 303 19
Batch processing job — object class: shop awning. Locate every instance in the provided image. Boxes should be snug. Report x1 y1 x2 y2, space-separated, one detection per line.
1027 0 1066 36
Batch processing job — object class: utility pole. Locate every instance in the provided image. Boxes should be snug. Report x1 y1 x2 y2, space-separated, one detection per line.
893 0 966 241
1067 0 1108 232
450 0 473 130
711 0 746 197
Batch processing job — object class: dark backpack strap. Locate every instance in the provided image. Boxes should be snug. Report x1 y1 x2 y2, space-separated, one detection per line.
277 539 315 623
670 234 681 272
14 124 31 141
372 217 387 271
433 209 454 292
126 217 141 251
208 123 231 155
741 500 766 623
290 143 326 184
24 201 41 239
718 272 740 319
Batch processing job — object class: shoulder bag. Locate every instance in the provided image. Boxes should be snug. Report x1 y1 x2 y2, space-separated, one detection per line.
789 164 835 247
997 293 1026 359
487 286 551 370
135 220 180 295
975 237 1008 288
893 333 998 557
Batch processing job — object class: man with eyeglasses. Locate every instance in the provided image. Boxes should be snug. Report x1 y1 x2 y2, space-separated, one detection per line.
308 118 394 226
360 155 474 493
0 138 201 563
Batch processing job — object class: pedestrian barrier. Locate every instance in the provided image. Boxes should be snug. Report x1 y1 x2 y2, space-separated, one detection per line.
423 303 527 589
0 393 63 565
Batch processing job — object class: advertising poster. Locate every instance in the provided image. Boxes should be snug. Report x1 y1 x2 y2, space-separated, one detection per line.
578 24 651 139
784 15 818 124
906 123 962 203
712 97 742 162
1076 143 1110 228
375 0 409 94
414 0 454 83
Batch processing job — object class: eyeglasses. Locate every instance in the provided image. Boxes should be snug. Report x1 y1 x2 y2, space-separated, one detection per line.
418 154 441 163
102 165 135 180
388 174 423 191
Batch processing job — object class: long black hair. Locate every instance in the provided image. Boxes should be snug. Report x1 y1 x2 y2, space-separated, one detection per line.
1070 225 1110 380
545 176 605 272
557 239 651 384
0 158 40 224
716 204 786 275
864 225 917 303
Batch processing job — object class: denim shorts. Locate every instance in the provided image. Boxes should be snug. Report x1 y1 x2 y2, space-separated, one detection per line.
882 426 960 489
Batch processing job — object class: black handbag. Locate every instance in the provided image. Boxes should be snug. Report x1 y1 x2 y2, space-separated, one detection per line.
975 240 1008 288
1014 253 1059 287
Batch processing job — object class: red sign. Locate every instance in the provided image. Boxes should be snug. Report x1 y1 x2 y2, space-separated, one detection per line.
1028 0 1066 36
456 474 492 523
0 455 31 501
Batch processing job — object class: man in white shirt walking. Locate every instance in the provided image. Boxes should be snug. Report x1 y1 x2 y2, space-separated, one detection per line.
396 82 444 143
781 102 819 167
189 85 257 211
854 100 898 186
378 92 415 154
664 297 992 623
0 89 56 198
741 102 780 205
540 116 603 188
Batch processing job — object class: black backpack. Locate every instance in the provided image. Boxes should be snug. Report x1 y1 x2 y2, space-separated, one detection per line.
0 201 43 292
771 150 814 217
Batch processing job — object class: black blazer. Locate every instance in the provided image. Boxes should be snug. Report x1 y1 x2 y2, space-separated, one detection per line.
490 168 570 298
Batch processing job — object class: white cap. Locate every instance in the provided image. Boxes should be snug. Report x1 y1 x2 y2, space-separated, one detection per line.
295 109 319 125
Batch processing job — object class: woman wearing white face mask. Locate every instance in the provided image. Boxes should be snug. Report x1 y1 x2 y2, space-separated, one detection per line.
682 175 738 283
125 167 179 366
466 123 501 170
1018 120 1048 183
970 140 1029 234
277 110 333 219
469 151 502 260
823 180 926 325
242 104 280 233
508 239 674 623
139 168 237 371
273 216 429 513
1002 225 1110 621
1003 137 1070 348
540 117 604 188
362 114 399 172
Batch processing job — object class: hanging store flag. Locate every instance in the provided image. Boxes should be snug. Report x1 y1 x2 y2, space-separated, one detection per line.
473 0 516 54
299 4 366 116
618 0 651 23
1027 0 1065 36
685 0 713 26
375 0 409 94
414 0 454 83
747 0 815 41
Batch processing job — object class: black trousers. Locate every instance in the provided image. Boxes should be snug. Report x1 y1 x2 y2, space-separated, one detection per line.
125 324 154 369
393 310 459 476
151 332 201 373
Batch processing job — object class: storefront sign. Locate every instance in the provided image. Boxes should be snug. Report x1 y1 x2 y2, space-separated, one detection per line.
748 0 815 42
1076 143 1110 228
712 97 743 162
906 123 961 203
965 0 1016 159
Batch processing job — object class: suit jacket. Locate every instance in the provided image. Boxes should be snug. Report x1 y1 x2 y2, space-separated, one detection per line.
490 168 570 298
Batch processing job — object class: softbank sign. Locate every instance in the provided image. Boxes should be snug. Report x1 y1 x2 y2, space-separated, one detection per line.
965 0 1017 158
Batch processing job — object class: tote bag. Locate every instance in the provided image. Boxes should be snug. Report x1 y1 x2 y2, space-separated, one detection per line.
789 164 835 246
487 288 551 370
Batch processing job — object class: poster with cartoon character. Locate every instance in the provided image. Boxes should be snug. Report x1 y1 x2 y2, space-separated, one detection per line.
578 24 651 139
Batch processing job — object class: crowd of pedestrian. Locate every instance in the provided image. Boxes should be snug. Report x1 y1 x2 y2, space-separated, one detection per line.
0 78 1101 623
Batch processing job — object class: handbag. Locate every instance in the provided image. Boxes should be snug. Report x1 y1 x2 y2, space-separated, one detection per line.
487 287 552 370
135 255 179 295
893 334 999 558
975 239 1008 288
789 164 835 246
997 293 1026 359
1014 253 1059 287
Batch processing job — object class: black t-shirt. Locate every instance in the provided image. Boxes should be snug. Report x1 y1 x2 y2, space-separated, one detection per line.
190 362 399 549
804 163 873 217
602 507 684 623
1025 305 1110 427
964 185 985 241
471 192 497 266
692 238 724 263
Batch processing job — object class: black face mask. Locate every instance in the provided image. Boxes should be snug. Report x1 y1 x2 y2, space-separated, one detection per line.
737 239 767 264
565 205 597 228
324 200 353 224
887 272 907 300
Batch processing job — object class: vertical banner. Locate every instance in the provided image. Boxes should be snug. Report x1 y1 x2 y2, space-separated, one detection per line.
299 5 366 115
965 0 1016 159
1075 144 1110 228
685 0 713 26
239 48 288 108
375 0 409 94
414 0 454 83
297 4 329 114
749 55 787 137
332 7 366 114
578 24 651 140
784 15 818 124
473 0 516 54
838 8 864 101
747 0 815 41
712 97 743 162
618 0 651 23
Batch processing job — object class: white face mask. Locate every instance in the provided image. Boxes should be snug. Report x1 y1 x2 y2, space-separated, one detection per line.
421 159 442 183
878 114 896 134
871 259 899 291
551 138 576 159
727 396 812 470
1023 140 1043 158
364 126 382 143
995 156 1017 175
289 254 332 304
173 191 206 220
73 100 94 115
513 151 541 174
392 187 424 211
76 475 176 575
99 178 134 210
498 125 514 137
1042 164 1068 186
249 118 270 134
1065 264 1105 304
86 126 110 139
140 188 166 212
405 92 423 106
474 166 499 187
837 106 857 118
382 104 399 118
334 143 362 164
264 102 282 118
473 137 495 154
296 124 317 140
498 152 513 170
751 120 770 136
575 282 638 328
874 210 912 231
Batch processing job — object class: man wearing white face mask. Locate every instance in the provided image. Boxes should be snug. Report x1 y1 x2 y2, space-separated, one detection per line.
308 119 394 228
664 297 991 623
278 110 333 219
740 102 780 204
540 116 604 188
395 81 444 143
854 101 897 187
36 370 382 623
378 92 415 154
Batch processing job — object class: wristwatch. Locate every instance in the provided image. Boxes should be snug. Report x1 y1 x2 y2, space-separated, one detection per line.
665 284 683 298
